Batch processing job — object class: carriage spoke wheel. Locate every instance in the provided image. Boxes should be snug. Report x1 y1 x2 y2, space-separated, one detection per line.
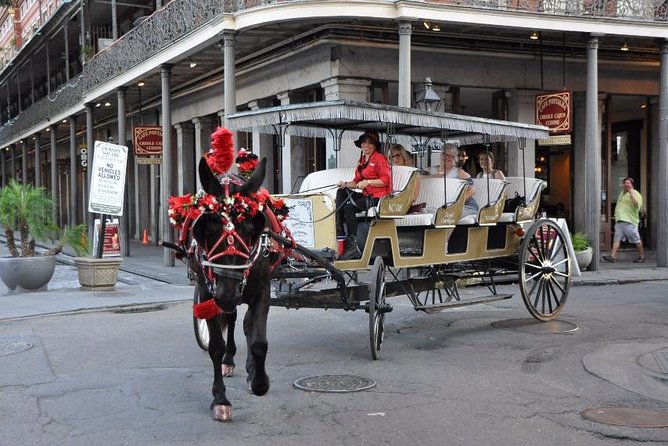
193 286 210 351
369 256 386 360
518 219 572 321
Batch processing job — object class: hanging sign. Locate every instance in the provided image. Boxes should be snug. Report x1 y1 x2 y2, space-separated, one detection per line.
88 141 128 216
133 126 163 156
79 144 88 172
535 91 572 134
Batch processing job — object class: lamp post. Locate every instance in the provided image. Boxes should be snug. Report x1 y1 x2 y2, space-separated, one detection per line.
415 77 443 168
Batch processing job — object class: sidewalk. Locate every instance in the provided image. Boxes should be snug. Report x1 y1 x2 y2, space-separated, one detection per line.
1 238 667 321
81 239 666 287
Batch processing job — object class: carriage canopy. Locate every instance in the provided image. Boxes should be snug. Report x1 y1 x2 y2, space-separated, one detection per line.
225 100 549 146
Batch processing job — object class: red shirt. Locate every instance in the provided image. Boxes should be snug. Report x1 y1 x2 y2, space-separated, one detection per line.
353 150 392 198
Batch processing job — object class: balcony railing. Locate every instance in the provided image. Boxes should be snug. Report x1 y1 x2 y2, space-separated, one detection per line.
0 0 665 144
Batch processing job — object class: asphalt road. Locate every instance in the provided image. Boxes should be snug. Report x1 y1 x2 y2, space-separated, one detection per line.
1 281 667 445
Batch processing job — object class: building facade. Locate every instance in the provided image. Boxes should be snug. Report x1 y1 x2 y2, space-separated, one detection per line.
0 0 666 269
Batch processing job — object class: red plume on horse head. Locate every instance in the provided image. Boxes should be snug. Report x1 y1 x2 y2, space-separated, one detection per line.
205 127 235 175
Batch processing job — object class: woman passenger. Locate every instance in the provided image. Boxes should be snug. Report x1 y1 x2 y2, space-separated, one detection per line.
389 144 414 167
476 151 505 180
336 131 392 260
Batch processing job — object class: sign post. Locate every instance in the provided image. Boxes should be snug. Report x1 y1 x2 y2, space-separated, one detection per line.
88 141 128 258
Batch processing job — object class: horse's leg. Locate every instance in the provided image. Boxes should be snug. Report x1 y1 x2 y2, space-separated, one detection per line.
206 313 232 421
221 309 237 377
243 287 270 396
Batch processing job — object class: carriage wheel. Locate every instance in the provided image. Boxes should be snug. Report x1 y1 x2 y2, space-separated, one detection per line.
369 256 386 360
518 219 571 321
193 286 210 351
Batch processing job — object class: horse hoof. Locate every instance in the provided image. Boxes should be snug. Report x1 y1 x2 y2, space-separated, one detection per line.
222 364 235 377
212 405 232 422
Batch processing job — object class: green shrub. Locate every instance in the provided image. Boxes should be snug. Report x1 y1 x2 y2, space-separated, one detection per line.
0 180 88 257
571 232 590 252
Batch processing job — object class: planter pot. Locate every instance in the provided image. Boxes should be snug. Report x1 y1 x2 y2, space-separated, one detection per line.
575 247 593 271
74 257 123 291
0 255 57 293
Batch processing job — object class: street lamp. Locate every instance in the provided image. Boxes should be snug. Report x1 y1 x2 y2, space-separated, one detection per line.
415 77 442 112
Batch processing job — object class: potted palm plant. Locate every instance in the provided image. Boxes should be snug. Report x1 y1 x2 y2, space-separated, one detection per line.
0 180 87 293
571 231 593 270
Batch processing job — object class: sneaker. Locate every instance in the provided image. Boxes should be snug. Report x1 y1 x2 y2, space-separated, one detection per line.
633 257 645 263
602 255 616 263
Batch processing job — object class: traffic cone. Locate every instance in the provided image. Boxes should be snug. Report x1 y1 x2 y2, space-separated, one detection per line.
142 229 149 245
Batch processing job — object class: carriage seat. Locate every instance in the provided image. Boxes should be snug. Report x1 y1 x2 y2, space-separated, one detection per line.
498 177 546 223
396 177 468 228
456 178 508 226
297 166 419 218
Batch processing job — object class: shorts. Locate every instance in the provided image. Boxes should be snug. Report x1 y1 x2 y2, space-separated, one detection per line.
613 221 641 244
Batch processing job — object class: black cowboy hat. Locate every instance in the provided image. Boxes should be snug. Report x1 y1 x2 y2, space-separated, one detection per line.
354 130 381 149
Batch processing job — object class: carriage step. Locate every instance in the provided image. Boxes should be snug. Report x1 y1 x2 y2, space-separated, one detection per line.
414 293 513 314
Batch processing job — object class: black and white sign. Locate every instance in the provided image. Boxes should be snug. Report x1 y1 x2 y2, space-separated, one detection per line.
88 141 128 216
283 198 314 247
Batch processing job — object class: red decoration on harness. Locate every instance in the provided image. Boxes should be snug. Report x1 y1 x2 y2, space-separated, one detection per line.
205 127 235 175
193 299 223 320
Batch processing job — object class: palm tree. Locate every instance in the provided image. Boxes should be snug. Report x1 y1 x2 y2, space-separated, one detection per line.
0 180 87 257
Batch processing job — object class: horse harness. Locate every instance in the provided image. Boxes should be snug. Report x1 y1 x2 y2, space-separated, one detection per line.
179 176 297 295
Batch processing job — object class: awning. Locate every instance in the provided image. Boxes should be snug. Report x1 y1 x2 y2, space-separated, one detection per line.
226 100 549 146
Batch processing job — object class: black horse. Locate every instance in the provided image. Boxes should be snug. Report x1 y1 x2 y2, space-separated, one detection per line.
189 156 273 422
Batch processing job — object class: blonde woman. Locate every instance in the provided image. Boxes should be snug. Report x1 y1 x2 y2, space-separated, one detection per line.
476 151 505 180
389 144 414 167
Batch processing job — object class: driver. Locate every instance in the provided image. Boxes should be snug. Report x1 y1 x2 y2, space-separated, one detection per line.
336 131 391 260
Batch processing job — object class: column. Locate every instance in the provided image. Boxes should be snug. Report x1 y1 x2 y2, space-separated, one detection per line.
34 133 41 187
1 148 5 186
175 122 195 195
192 117 204 188
10 146 15 183
63 20 70 82
398 21 412 108
86 104 94 244
117 87 130 256
21 143 27 185
248 100 275 191
277 91 293 193
584 36 601 271
111 0 118 40
222 31 236 128
161 64 174 266
505 90 537 179
657 41 668 267
320 78 372 167
69 117 77 225
50 124 58 222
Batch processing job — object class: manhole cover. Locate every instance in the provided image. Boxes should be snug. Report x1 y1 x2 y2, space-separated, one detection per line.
491 318 579 334
293 374 376 393
581 407 668 428
0 338 33 357
652 350 668 374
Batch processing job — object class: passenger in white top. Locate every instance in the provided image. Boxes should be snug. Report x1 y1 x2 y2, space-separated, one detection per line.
429 144 479 218
476 151 505 180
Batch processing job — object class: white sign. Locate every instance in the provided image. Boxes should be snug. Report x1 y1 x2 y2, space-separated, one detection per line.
283 198 314 247
88 141 128 216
